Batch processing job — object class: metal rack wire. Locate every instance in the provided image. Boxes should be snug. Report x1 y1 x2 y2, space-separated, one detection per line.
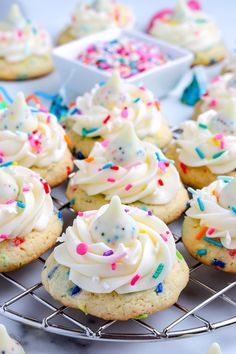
0 191 235 342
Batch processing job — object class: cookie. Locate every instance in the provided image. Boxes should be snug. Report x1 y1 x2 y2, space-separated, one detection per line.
66 122 187 224
0 213 62 272
0 165 63 272
165 142 236 189
182 217 235 273
0 92 73 187
42 196 189 320
42 253 189 321
191 43 226 67
0 4 53 81
63 71 172 158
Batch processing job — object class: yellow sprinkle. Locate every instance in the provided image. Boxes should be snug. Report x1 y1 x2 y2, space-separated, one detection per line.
12 161 18 166
211 137 219 146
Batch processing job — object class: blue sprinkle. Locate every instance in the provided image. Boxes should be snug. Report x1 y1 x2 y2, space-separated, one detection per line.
70 107 81 115
133 98 141 103
155 282 163 294
0 161 13 168
70 285 81 296
203 237 223 247
0 86 13 103
17 201 25 209
48 266 59 279
197 197 205 211
195 146 205 159
197 249 208 256
102 163 113 170
99 81 106 87
231 206 236 215
187 187 198 196
34 91 58 100
217 176 233 183
77 151 85 159
155 152 174 164
58 211 63 220
212 259 225 268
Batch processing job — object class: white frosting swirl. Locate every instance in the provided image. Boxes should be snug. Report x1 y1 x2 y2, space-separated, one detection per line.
54 196 176 294
177 110 236 174
66 71 165 140
69 0 134 38
0 165 54 242
149 0 222 53
200 74 236 120
186 177 236 249
0 92 67 168
0 324 25 354
69 122 181 204
0 4 51 62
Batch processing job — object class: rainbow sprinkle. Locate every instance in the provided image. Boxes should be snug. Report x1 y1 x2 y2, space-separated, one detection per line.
152 263 164 279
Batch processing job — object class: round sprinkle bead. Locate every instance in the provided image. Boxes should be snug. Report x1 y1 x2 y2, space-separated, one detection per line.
76 242 88 255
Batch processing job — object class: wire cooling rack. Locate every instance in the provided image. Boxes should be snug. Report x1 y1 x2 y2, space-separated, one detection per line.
0 180 236 342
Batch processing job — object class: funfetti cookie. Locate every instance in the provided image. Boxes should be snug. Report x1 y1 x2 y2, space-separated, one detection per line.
0 324 25 354
0 92 73 187
58 0 135 45
147 0 225 66
66 122 188 224
42 195 189 320
193 73 236 120
166 110 236 189
62 71 172 158
0 4 53 80
182 176 236 273
0 165 63 272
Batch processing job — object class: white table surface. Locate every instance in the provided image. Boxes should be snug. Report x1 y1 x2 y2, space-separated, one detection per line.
0 0 235 353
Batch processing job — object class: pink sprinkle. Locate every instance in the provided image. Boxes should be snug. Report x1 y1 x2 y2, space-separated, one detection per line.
188 0 201 11
101 139 110 148
111 262 116 270
5 200 15 204
130 274 141 286
207 228 215 235
77 211 84 217
39 107 48 113
147 102 152 106
125 183 133 191
209 99 218 108
166 231 170 235
46 115 51 123
22 186 30 192
139 86 146 91
0 234 9 239
160 234 168 242
220 140 225 149
214 133 223 140
158 161 167 172
17 30 23 38
121 107 129 118
76 242 88 255
211 76 220 83
107 178 116 183
0 151 5 157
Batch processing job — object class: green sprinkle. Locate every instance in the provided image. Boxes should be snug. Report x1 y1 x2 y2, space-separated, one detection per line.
212 150 225 159
217 176 233 183
176 250 184 261
134 313 148 320
70 198 76 205
197 249 208 256
198 123 208 129
152 263 164 279
81 127 99 137
133 98 141 103
0 101 7 109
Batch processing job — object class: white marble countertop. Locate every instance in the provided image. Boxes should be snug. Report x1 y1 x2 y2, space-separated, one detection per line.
0 0 235 353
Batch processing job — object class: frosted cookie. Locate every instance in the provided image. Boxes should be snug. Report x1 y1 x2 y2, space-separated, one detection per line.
66 122 188 224
0 92 73 187
0 4 53 80
182 176 236 273
63 71 172 158
58 0 135 45
166 110 236 189
0 324 25 354
221 52 236 75
0 165 63 272
42 196 189 320
147 0 225 66
193 73 236 120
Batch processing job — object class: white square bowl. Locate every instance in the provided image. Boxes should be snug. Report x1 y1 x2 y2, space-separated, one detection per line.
53 28 193 99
